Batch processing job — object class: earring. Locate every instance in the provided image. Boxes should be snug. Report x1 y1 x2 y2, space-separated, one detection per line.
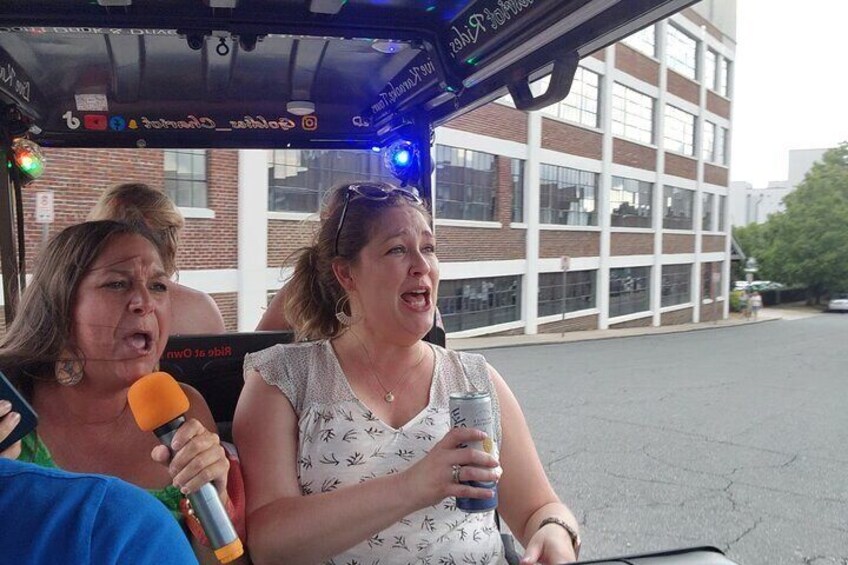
335 295 361 327
56 357 84 387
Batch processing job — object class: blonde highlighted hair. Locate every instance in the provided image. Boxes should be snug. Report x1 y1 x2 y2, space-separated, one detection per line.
88 183 184 275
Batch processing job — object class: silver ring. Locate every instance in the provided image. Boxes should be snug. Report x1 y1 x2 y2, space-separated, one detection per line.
451 464 461 484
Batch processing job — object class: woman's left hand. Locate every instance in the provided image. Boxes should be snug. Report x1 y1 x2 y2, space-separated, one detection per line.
151 418 229 499
519 524 577 565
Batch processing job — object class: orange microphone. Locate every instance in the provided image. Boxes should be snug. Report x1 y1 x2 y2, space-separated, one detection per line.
128 372 243 563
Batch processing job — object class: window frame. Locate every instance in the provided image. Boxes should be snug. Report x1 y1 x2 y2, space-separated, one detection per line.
163 149 208 209
621 25 656 58
609 266 651 318
666 23 698 80
537 270 597 317
610 176 653 228
540 66 601 129
661 264 692 307
664 104 696 157
663 185 694 230
539 164 598 227
267 149 393 213
612 83 655 145
435 145 499 222
437 276 522 332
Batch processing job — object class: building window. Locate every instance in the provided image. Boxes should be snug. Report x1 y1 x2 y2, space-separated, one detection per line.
702 192 714 231
435 145 498 221
666 24 698 80
539 164 598 226
610 176 653 228
437 276 521 332
702 121 716 162
717 195 726 231
705 49 718 91
268 150 392 212
511 159 524 223
718 58 730 97
661 264 691 307
164 149 207 208
663 186 694 230
706 49 730 96
538 270 596 317
715 125 727 165
664 105 695 156
621 25 656 58
540 67 600 128
612 83 654 145
703 122 727 165
610 266 651 317
702 262 721 299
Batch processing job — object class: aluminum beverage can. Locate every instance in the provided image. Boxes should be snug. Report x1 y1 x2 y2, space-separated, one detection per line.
449 391 498 512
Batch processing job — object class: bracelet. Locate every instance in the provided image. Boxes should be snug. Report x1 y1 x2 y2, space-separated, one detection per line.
538 516 581 559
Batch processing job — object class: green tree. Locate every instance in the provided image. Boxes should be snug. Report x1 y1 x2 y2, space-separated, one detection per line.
754 143 848 302
732 221 775 280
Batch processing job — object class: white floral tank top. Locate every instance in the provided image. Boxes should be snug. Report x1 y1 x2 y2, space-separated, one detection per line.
245 340 507 565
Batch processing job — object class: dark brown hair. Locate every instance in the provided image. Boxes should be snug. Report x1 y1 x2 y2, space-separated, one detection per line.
282 182 430 341
0 220 162 395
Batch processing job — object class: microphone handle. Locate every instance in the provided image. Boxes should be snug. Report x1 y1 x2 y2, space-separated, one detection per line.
155 417 240 549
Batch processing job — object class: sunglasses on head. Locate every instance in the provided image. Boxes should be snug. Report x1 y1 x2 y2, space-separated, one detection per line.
334 183 424 257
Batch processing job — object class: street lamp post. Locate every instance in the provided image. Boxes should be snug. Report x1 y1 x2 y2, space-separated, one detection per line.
744 257 759 285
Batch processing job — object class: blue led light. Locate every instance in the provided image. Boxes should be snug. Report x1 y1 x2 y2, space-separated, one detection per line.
392 148 411 166
383 140 417 182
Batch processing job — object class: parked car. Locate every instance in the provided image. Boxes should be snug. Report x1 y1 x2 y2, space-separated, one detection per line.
827 293 848 312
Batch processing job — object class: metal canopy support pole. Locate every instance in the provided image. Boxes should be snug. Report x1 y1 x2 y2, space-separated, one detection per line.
0 146 20 325
413 115 445 347
413 116 434 208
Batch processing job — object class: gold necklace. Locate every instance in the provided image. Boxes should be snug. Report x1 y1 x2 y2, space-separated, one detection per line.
350 332 428 403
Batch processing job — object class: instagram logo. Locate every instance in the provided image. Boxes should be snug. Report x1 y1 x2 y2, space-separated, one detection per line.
301 115 318 131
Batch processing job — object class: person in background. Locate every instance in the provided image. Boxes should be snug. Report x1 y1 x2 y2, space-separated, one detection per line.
4 221 243 564
89 183 226 335
750 290 763 320
234 182 580 565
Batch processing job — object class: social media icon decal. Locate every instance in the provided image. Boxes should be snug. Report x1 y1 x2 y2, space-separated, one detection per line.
83 114 108 130
109 116 127 131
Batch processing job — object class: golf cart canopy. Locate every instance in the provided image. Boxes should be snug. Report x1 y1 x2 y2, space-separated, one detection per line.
0 0 696 150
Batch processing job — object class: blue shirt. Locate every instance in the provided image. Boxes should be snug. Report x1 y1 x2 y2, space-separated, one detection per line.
0 458 197 564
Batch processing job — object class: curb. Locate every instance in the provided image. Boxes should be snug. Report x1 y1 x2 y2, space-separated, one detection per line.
447 316 782 352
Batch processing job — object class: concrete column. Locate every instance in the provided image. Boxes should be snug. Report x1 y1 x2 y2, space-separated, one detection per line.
692 24 708 324
598 44 615 330
523 111 542 334
237 150 270 331
652 20 668 327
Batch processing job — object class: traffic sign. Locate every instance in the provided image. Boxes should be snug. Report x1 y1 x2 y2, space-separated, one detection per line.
35 191 54 224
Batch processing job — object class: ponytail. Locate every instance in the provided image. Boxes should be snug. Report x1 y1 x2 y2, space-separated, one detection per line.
282 245 345 341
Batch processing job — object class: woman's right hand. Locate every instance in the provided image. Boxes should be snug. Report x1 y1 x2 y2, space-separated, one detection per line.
0 400 22 460
401 427 501 509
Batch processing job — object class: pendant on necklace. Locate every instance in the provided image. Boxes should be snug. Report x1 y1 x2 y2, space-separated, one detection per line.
384 392 395 403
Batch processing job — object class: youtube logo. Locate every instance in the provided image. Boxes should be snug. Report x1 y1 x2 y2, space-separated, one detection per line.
83 114 108 130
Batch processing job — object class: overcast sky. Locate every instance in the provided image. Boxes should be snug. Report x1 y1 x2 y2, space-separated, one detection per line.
730 1 848 186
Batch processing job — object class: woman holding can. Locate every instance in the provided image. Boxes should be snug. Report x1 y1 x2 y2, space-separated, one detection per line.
233 182 580 565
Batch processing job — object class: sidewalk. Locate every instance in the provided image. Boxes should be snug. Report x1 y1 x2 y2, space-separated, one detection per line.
447 303 821 351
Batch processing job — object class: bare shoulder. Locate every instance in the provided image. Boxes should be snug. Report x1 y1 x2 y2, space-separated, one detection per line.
179 382 217 431
255 286 291 331
170 283 227 334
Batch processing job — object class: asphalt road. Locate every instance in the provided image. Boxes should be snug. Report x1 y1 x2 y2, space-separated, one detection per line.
475 314 848 565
